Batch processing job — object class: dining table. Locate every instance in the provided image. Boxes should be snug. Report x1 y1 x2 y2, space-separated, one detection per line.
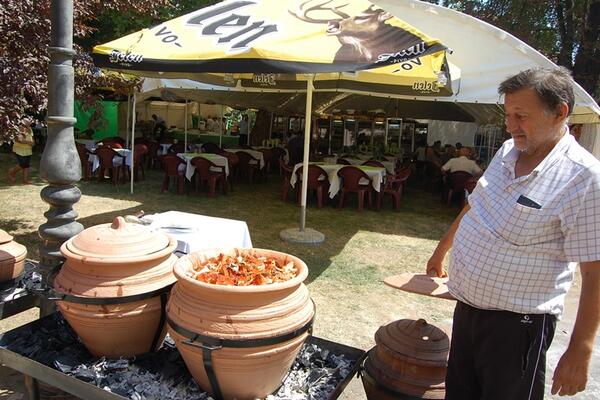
323 155 396 174
177 152 230 181
289 162 386 199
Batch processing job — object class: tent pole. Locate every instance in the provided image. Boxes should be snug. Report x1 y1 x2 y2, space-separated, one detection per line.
184 99 188 152
220 105 224 148
130 93 137 194
300 75 314 232
125 93 131 148
269 112 274 140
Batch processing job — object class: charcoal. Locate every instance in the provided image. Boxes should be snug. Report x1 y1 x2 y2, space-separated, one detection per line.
0 313 359 400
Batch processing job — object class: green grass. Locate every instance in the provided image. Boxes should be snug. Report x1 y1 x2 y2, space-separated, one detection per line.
0 150 459 350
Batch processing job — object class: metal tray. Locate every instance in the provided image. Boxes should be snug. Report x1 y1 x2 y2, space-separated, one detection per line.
0 314 366 400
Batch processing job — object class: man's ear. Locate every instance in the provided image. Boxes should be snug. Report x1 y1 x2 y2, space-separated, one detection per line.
555 102 569 123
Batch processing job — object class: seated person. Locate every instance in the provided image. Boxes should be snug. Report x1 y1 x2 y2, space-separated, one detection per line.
441 147 482 177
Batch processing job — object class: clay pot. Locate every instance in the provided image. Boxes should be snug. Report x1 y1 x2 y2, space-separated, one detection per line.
167 248 315 400
54 217 178 358
0 230 27 283
363 319 449 400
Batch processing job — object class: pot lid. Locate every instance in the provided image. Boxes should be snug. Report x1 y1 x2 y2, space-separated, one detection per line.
0 230 13 244
375 319 449 365
64 216 170 259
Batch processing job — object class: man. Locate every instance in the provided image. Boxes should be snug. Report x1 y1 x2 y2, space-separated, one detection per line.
239 114 249 147
151 114 167 141
441 146 482 177
427 67 600 399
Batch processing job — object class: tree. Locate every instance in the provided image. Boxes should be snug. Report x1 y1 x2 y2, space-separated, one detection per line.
0 0 172 143
429 0 600 100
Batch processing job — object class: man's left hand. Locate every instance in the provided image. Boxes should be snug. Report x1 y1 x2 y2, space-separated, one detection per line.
551 345 591 396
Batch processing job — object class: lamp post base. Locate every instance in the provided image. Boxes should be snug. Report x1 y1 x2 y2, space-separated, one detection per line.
279 228 325 244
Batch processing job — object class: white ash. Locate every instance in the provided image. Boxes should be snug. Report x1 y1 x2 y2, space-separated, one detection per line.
2 314 359 400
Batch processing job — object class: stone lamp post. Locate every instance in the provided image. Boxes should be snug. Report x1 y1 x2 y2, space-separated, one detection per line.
38 0 83 315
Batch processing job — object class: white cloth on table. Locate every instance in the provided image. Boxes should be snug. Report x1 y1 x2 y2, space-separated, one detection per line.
158 143 172 155
290 163 385 199
177 152 229 180
89 149 132 172
76 139 97 151
324 156 395 174
226 148 265 169
146 211 252 255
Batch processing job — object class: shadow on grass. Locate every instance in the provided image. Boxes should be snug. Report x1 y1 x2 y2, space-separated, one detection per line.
0 151 460 285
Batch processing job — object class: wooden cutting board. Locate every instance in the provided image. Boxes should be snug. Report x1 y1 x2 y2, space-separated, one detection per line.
384 273 455 300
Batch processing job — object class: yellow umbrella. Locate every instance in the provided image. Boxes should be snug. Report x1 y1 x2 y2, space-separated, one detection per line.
93 0 456 242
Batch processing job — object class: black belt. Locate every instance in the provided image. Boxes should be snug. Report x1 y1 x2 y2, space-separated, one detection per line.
168 299 315 400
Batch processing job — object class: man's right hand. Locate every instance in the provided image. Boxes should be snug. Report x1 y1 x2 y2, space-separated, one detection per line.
426 254 447 278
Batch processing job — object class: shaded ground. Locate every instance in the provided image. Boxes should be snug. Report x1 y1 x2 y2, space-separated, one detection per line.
0 151 598 399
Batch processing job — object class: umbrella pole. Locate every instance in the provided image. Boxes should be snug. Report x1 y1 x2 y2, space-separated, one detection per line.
125 93 131 148
220 105 223 148
130 93 137 194
184 99 188 152
279 75 324 244
300 77 313 231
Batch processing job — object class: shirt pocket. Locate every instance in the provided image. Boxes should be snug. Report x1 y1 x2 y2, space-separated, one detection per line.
496 202 561 246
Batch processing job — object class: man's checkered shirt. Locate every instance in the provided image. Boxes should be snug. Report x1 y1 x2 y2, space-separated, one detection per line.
448 133 600 316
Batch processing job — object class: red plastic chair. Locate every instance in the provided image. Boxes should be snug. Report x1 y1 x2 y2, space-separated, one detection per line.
279 158 294 202
377 167 411 210
337 166 372 211
337 158 352 165
447 171 474 206
362 160 385 169
295 164 330 208
191 157 227 196
236 151 261 183
95 146 124 185
76 143 93 181
128 144 148 182
160 154 186 195
169 143 186 154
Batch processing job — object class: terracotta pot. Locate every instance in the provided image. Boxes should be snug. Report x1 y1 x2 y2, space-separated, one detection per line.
167 248 315 400
54 217 178 357
363 319 449 400
0 230 27 283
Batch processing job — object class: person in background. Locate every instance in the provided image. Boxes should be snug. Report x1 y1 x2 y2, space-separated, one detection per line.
239 114 249 147
152 114 167 141
427 67 600 399
442 147 483 177
440 144 456 165
570 124 582 142
8 123 35 184
455 142 463 151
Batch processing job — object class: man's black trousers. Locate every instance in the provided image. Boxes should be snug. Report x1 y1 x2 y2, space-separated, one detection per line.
445 301 557 400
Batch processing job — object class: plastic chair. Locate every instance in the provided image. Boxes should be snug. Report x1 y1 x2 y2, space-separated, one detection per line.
128 144 148 182
362 160 385 169
295 164 329 208
337 166 372 211
272 147 287 174
235 151 261 183
377 167 411 211
191 157 227 196
201 142 222 153
279 158 294 202
447 171 474 206
169 143 186 154
337 158 352 165
160 154 186 195
218 152 238 191
95 146 124 185
75 143 93 180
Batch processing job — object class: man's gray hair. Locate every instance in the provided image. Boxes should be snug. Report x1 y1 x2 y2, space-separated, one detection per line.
498 67 575 116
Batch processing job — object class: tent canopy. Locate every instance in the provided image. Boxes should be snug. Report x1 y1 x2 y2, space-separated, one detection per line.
372 0 600 124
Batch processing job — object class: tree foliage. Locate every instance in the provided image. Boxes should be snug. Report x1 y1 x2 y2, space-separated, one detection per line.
0 0 172 142
430 0 600 100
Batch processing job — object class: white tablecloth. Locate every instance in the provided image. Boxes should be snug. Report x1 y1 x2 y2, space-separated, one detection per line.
75 139 97 151
254 146 289 164
146 211 252 255
158 143 172 155
290 162 385 199
178 152 230 180
323 156 396 174
89 149 132 172
226 148 265 169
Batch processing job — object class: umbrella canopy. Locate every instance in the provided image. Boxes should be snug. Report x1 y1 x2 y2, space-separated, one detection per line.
93 0 448 73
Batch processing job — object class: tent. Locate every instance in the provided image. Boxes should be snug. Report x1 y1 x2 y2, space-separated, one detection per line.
370 0 600 125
